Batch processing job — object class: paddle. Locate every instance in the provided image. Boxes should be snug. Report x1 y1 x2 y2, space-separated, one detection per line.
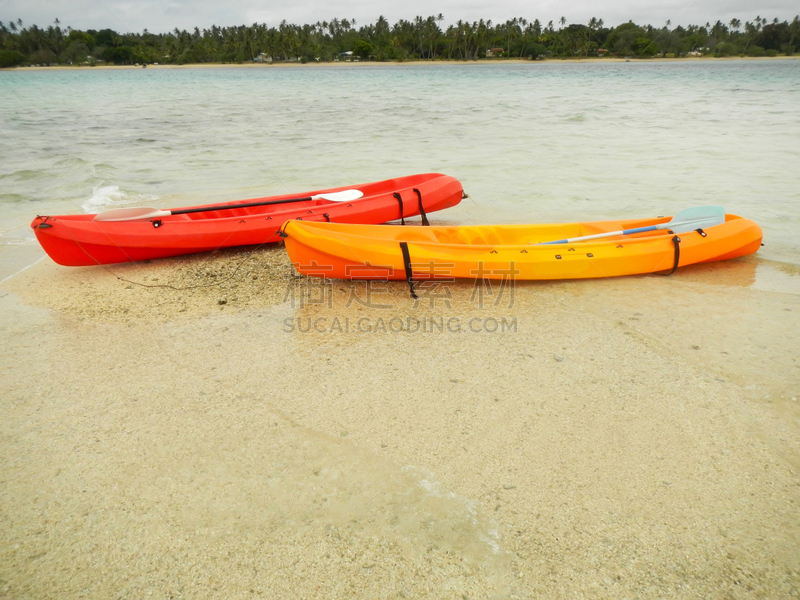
93 189 364 222
537 206 726 245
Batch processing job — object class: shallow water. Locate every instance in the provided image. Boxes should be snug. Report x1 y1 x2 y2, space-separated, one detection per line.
3 253 800 597
1 60 799 281
2 61 800 598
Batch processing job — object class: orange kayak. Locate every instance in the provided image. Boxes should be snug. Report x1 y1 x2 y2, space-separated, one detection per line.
31 173 463 266
282 213 762 282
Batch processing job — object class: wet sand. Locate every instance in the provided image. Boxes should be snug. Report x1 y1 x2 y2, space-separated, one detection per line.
2 247 800 598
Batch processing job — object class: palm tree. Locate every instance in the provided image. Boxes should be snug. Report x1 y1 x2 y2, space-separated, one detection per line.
789 16 800 50
375 15 389 45
505 17 517 56
518 17 528 56
428 16 441 58
712 21 728 37
458 20 472 58
559 16 566 30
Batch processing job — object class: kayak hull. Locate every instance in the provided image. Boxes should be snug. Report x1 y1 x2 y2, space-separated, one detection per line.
282 215 762 281
31 173 463 266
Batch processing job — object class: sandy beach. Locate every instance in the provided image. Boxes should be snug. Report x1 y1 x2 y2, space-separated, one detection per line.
9 54 800 72
2 243 799 598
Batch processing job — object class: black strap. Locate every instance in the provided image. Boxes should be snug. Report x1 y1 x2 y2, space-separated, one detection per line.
413 188 429 226
399 242 418 298
664 235 681 275
323 213 330 222
393 192 405 225
695 228 706 237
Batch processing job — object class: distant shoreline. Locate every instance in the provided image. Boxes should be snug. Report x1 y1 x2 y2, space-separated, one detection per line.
8 55 800 71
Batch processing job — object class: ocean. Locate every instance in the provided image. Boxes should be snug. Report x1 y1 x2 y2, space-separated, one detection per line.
1 60 799 280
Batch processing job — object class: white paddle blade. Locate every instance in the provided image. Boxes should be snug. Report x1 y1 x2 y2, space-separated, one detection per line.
315 189 364 202
666 206 726 233
94 207 172 222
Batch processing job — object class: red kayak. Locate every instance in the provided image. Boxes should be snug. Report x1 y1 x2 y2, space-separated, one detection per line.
31 173 464 266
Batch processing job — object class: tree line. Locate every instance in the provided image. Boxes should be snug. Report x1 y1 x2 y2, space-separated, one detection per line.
1 14 799 68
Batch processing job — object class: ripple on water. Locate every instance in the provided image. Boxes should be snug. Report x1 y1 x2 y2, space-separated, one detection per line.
0 61 798 264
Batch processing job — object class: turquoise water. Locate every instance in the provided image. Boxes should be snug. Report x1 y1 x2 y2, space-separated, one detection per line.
1 60 799 276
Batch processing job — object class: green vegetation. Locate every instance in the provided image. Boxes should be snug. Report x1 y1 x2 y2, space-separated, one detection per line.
1 14 798 66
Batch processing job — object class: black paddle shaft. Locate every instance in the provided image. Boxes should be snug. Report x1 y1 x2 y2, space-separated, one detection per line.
170 196 313 215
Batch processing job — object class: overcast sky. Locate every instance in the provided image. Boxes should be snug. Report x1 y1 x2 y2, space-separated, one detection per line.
2 0 798 33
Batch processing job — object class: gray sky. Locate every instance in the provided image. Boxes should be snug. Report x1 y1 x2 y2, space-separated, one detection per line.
1 0 798 33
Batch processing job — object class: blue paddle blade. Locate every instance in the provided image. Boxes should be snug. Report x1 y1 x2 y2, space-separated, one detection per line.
666 206 725 233
537 205 727 245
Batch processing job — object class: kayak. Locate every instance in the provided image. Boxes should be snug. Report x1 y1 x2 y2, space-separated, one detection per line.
281 211 762 283
31 173 463 266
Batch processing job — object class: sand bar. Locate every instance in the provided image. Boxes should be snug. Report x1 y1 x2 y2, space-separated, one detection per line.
1 246 799 598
